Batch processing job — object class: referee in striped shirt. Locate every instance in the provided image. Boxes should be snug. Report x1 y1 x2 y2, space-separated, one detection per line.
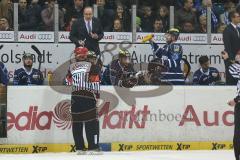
223 50 240 160
65 47 101 155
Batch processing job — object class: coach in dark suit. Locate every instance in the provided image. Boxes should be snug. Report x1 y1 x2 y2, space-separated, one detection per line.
223 11 240 85
70 7 104 55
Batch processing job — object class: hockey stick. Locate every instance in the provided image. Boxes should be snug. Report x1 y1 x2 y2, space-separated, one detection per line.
31 45 42 71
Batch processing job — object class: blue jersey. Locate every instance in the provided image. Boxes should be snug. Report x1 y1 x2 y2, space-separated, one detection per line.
151 41 185 85
13 68 43 85
0 62 9 85
193 67 220 85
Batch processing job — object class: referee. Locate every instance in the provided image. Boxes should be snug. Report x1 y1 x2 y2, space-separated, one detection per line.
224 50 240 160
65 47 101 155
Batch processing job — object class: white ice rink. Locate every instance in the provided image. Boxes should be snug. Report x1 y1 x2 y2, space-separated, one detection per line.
0 150 235 160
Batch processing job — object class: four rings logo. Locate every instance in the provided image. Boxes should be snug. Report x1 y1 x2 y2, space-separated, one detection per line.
38 34 53 40
0 33 13 39
154 34 165 42
116 34 130 40
193 35 206 42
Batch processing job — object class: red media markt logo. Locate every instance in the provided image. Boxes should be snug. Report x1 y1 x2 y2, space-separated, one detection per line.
53 100 72 130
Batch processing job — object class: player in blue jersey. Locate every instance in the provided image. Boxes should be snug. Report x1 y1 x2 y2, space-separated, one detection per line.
13 53 43 85
145 28 185 85
193 56 220 85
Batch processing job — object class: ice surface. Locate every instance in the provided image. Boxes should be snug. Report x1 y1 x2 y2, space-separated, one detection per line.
0 150 234 160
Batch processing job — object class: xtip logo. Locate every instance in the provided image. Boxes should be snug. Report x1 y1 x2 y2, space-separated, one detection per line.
176 143 191 150
70 145 76 152
32 146 47 153
212 143 226 150
118 144 133 151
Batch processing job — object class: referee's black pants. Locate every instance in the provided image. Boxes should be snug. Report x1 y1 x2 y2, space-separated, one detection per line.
71 91 99 150
234 102 240 160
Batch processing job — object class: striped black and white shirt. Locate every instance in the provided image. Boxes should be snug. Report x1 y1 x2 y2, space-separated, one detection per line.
65 61 100 98
229 62 240 97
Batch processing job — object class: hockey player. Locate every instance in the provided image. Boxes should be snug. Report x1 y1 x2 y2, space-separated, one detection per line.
193 56 220 85
144 28 185 85
13 53 43 85
109 49 138 88
0 62 8 86
223 50 240 160
65 47 101 155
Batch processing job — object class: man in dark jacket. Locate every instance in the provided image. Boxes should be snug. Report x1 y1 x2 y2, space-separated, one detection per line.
70 7 104 55
223 10 240 85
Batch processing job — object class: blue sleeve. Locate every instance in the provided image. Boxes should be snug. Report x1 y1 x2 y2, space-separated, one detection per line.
0 63 9 85
13 70 20 85
193 71 200 85
150 42 168 58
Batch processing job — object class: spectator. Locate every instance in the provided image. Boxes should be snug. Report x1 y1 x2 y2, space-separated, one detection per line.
18 0 42 31
175 0 197 29
181 20 195 33
156 5 169 32
41 0 64 31
198 0 218 33
220 1 236 25
193 56 220 85
0 18 12 31
65 0 84 29
196 14 207 33
0 62 9 86
65 15 77 31
114 3 131 32
217 23 227 33
13 53 43 85
136 16 143 32
153 18 164 33
140 5 154 32
112 19 123 32
0 0 13 28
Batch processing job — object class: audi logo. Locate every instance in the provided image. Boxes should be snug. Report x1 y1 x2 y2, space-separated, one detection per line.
38 34 53 40
193 36 206 42
0 33 13 39
154 35 165 41
116 34 130 40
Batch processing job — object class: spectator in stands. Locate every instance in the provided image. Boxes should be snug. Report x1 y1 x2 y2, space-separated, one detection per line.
0 0 13 28
0 62 9 86
136 16 143 32
140 5 154 32
156 5 169 32
65 0 84 29
181 20 195 33
112 19 123 32
198 0 218 33
114 3 131 32
13 53 43 85
41 0 64 31
18 0 42 31
220 2 235 25
223 10 240 85
153 18 164 33
193 56 220 85
0 18 12 31
196 14 207 33
217 23 227 33
175 0 197 30
65 15 77 31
